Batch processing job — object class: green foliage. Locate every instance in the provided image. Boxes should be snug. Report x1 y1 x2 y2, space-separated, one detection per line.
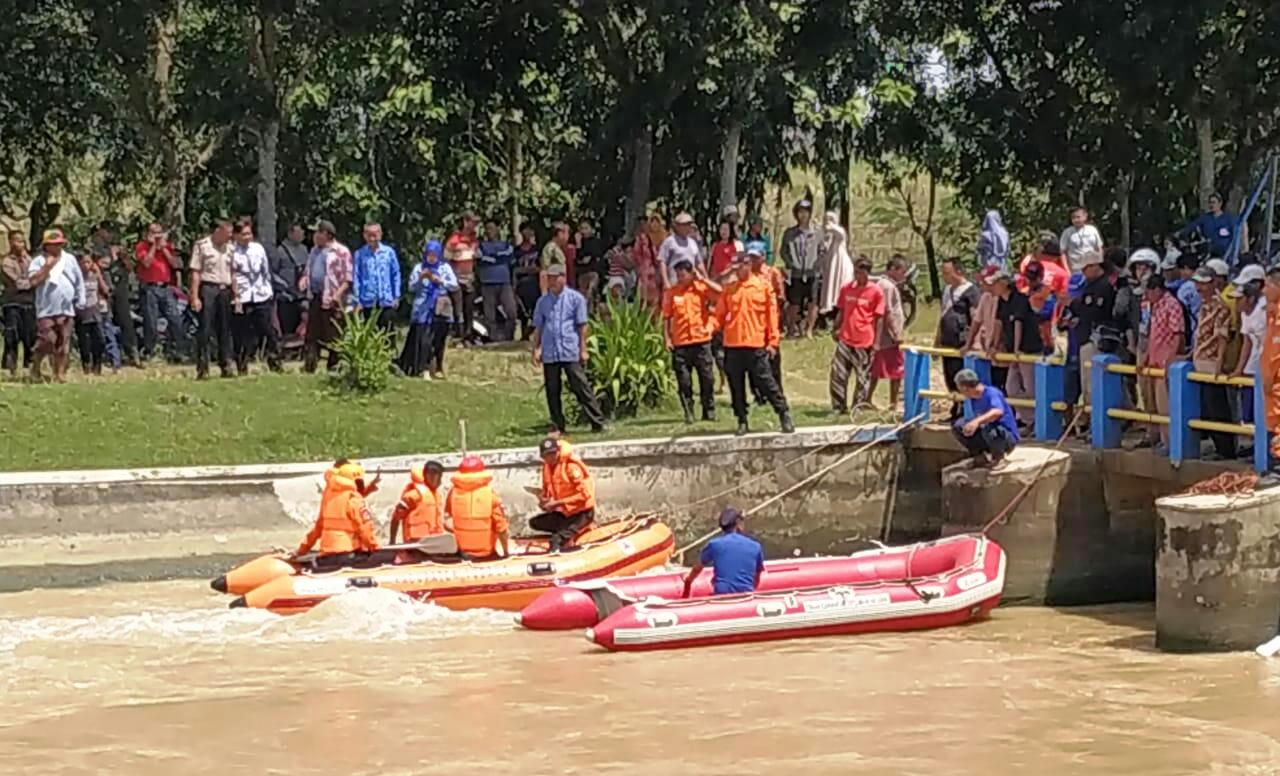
330 311 395 394
584 299 674 420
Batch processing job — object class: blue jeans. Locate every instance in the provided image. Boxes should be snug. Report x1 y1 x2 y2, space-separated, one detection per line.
952 418 1017 459
142 283 188 359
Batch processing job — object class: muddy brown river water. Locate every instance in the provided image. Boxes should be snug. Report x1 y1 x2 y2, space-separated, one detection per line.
1 582 1277 775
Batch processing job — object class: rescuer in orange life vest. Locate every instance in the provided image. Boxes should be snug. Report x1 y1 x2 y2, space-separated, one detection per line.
530 436 596 551
444 455 510 560
295 459 381 560
388 461 445 544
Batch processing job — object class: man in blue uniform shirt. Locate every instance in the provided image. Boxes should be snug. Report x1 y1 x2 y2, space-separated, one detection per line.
682 508 765 597
952 368 1020 468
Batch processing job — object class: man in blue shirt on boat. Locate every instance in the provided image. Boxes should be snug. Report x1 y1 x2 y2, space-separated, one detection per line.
952 368 1020 469
682 508 765 597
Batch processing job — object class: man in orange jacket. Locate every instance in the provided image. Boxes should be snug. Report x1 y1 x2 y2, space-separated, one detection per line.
444 455 510 560
531 437 596 551
716 252 795 436
295 459 380 560
389 461 445 544
662 259 723 424
1260 264 1280 486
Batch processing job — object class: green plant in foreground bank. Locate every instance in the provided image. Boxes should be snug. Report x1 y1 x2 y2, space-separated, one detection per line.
584 299 674 419
331 311 394 394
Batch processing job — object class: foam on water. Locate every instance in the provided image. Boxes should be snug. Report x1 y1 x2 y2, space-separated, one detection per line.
0 589 513 652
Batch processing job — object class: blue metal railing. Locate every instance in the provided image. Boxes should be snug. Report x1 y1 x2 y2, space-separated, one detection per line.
904 347 1268 472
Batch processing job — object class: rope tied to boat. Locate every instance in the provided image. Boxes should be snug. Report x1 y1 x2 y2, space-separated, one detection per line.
978 408 1084 536
674 415 926 559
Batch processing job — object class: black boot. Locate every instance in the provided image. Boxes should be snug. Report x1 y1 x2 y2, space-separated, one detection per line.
703 408 717 422
736 421 749 437
682 405 695 425
780 413 796 434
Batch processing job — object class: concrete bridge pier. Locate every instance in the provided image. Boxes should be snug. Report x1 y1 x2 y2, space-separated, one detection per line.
1156 489 1280 652
940 448 1072 605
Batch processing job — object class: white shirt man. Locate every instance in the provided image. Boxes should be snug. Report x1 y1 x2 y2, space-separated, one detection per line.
233 240 274 305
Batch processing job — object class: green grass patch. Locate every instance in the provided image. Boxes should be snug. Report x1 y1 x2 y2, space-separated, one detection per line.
1 310 937 471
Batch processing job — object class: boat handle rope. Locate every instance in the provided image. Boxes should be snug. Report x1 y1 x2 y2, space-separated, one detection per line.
674 415 927 560
977 407 1083 537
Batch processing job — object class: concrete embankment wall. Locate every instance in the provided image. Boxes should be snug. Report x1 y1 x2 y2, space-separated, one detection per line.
0 426 902 592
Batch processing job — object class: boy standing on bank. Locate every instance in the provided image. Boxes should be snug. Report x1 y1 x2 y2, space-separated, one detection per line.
952 368 1020 469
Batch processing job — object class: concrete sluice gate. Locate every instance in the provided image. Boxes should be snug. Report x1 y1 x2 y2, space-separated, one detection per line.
3 423 1278 652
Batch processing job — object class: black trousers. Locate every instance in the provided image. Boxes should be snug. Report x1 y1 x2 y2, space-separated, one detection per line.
110 280 138 361
753 346 784 404
951 418 1017 459
530 508 595 552
302 297 340 373
277 298 303 339
451 275 477 341
544 361 606 431
1200 383 1238 459
75 317 104 373
2 303 36 371
430 319 450 373
196 285 234 377
943 356 964 419
724 347 789 422
672 342 716 417
233 300 282 373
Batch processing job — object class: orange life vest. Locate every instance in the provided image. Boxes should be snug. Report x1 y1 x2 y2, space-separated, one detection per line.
540 441 596 515
297 468 379 556
446 471 508 557
402 482 443 542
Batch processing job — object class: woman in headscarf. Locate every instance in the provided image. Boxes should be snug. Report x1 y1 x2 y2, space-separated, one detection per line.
977 210 1010 270
399 239 459 380
819 211 855 315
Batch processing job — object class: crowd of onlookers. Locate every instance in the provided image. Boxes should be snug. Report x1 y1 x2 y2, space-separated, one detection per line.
931 197 1272 464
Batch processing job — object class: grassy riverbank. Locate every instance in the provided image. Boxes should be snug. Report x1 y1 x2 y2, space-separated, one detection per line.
2 310 938 471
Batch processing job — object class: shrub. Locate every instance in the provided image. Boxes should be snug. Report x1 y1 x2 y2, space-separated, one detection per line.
330 310 394 393
583 298 674 419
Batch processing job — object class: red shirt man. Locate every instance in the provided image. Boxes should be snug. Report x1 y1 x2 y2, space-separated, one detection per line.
836 275 886 350
830 259 886 413
134 223 179 286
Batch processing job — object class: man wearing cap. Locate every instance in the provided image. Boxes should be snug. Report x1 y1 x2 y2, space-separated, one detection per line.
134 222 187 362
1 230 37 377
302 219 353 373
780 199 821 338
663 259 723 423
953 368 1019 468
1193 265 1237 459
26 229 85 383
189 218 238 379
658 212 705 286
533 263 606 433
1067 251 1118 412
830 256 884 414
681 508 765 598
533 437 596 551
716 252 795 435
352 223 402 343
1231 265 1267 426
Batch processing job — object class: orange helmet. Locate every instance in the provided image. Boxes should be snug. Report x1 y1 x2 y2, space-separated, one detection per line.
458 455 486 474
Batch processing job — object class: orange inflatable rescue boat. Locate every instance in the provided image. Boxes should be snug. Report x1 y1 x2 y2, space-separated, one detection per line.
215 517 674 615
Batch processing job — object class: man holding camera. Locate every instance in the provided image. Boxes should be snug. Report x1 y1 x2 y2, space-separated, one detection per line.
134 222 188 362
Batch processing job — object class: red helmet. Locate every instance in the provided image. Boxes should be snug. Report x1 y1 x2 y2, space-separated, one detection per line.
458 455 486 474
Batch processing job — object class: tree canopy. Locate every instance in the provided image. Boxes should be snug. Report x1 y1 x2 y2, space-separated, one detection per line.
3 0 1278 261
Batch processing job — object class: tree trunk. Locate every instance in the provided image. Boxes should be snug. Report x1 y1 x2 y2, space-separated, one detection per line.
27 180 57 249
719 119 742 215
1117 168 1133 253
1197 115 1215 209
507 118 523 238
626 126 653 226
162 171 188 241
839 150 852 228
923 236 939 300
255 118 280 249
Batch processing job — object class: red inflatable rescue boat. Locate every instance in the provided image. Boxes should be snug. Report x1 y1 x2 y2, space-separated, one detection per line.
585 534 1005 652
